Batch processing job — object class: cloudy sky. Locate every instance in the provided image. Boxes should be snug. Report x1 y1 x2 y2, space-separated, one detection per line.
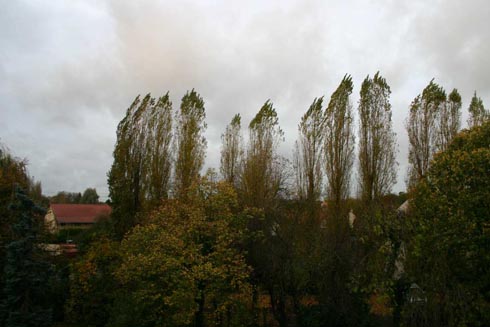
2 0 489 200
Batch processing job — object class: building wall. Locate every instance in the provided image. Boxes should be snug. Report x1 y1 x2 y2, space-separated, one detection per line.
44 209 58 234
58 223 93 230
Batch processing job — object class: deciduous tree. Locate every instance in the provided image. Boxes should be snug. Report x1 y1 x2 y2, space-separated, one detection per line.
111 177 252 327
108 95 149 237
66 237 121 326
220 114 243 187
240 101 285 209
406 80 446 188
80 187 99 204
405 121 490 326
323 75 355 207
294 97 324 202
174 89 207 199
108 93 173 238
467 91 488 128
358 72 397 203
50 191 82 204
437 88 461 152
143 93 173 204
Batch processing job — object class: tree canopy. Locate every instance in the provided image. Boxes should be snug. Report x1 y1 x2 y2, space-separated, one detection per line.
406 121 490 326
108 93 173 238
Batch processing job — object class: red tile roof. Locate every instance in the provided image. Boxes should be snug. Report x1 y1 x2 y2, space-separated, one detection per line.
50 204 112 224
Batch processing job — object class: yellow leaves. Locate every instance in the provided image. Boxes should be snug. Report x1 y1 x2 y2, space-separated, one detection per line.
109 178 253 323
74 260 97 293
368 292 393 317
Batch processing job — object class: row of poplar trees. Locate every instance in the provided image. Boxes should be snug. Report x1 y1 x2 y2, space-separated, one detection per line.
103 73 488 326
109 74 488 236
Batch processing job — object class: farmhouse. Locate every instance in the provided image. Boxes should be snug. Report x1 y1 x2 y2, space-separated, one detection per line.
45 203 111 233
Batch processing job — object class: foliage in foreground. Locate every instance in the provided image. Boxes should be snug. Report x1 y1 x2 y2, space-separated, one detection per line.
406 121 490 326
1 188 53 327
68 177 252 327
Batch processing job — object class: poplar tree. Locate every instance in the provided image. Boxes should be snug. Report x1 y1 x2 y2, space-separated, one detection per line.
108 93 173 238
241 101 285 208
220 114 243 187
294 97 324 202
108 95 145 237
323 75 355 207
143 93 173 203
437 88 461 152
358 72 397 202
467 91 488 128
406 80 446 188
174 89 207 199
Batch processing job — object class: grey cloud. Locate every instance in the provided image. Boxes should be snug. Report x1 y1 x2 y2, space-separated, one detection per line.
407 0 490 105
2 0 490 198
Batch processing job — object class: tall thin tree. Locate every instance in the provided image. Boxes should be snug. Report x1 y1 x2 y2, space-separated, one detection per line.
108 93 173 237
108 95 147 237
240 101 285 209
467 91 488 128
323 75 355 206
406 80 446 188
220 114 243 187
294 97 324 202
437 88 461 152
143 93 173 203
174 89 207 199
358 72 397 202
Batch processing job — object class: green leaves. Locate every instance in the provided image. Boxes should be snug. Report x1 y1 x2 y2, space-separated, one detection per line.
324 74 355 205
220 114 243 186
407 121 490 325
294 96 324 201
467 91 488 128
175 90 207 199
358 72 397 202
112 177 252 326
241 100 285 209
406 79 461 189
108 92 173 237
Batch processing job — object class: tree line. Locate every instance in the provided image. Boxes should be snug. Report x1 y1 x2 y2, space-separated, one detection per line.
49 188 101 204
109 74 488 233
96 73 488 326
1 72 489 327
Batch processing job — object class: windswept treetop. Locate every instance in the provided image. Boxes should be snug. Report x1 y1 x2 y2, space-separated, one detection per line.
406 80 446 187
467 91 488 128
324 74 355 206
241 100 285 209
175 89 207 199
108 92 173 238
358 72 397 202
294 96 324 202
248 100 284 151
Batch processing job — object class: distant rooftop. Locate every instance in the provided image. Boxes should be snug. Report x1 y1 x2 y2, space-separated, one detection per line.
50 203 111 224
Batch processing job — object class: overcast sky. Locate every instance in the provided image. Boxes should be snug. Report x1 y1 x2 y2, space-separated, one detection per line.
1 0 490 201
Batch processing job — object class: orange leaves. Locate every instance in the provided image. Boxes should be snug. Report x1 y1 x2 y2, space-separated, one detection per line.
368 292 392 317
